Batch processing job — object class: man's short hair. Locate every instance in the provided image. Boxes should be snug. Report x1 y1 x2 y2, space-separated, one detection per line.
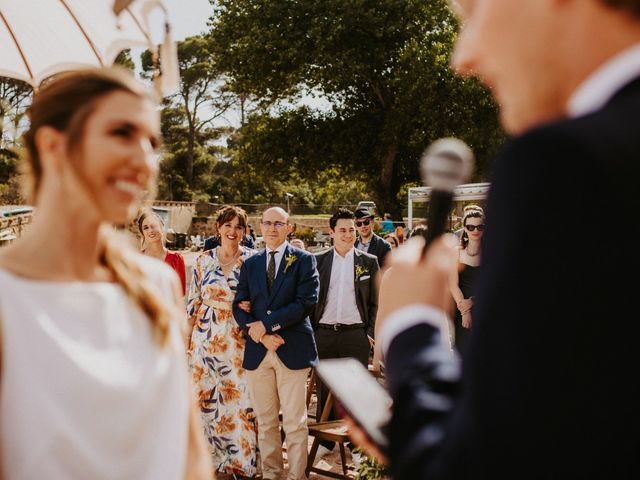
329 208 355 230
354 207 374 220
601 0 640 15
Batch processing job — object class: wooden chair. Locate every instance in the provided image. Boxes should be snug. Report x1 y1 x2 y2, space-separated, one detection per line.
306 389 353 479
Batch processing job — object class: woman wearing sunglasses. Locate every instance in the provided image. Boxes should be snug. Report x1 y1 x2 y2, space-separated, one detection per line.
449 205 485 353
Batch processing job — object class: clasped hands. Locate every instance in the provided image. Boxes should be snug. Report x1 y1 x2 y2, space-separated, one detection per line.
457 297 473 328
238 301 285 351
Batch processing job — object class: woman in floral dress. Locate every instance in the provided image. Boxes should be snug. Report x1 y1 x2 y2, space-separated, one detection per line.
187 205 259 479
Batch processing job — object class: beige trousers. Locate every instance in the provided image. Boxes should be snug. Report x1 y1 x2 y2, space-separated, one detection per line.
246 351 310 480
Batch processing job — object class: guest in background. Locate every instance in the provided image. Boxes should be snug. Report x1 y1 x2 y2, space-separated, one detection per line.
311 208 379 463
290 238 306 250
383 233 399 249
233 207 319 480
354 207 392 268
448 205 484 353
0 67 210 480
395 225 405 244
204 227 255 251
408 223 428 240
381 213 395 234
187 205 259 478
138 208 186 295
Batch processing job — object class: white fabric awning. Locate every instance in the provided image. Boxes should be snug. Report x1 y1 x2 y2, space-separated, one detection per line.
0 0 158 87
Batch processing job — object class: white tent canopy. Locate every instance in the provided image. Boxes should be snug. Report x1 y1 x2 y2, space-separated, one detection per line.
407 182 491 229
0 0 161 88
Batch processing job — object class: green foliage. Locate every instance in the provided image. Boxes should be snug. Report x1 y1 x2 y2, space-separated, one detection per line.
1 77 32 150
293 226 315 242
141 35 235 197
209 0 505 216
354 448 389 479
114 49 135 71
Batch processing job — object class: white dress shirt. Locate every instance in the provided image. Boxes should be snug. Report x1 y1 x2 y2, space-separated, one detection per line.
319 248 362 326
567 43 640 118
265 241 288 279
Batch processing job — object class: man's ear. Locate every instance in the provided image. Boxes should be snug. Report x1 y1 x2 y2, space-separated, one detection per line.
34 126 67 171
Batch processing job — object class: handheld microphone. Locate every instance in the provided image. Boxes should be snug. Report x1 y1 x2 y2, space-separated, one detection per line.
419 137 474 258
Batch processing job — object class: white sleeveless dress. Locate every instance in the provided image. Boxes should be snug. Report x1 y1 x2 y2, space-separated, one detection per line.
0 257 189 480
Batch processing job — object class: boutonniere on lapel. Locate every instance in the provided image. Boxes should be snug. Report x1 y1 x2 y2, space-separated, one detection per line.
355 264 369 280
284 253 298 273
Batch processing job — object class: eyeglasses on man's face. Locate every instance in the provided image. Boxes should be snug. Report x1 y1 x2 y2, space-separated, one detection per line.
355 219 372 227
261 221 287 229
465 224 485 232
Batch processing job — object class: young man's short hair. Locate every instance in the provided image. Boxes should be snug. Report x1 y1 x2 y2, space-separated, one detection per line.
329 208 355 230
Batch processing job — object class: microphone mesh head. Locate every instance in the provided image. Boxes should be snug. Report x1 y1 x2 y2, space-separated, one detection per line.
420 137 474 192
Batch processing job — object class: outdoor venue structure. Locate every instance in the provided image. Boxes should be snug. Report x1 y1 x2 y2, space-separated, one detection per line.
407 182 491 229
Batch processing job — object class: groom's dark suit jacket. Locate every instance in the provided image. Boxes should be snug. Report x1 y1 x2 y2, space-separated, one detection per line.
385 77 640 479
311 248 379 338
233 243 319 370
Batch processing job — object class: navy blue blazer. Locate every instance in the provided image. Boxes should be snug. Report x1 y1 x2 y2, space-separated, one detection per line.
233 243 319 370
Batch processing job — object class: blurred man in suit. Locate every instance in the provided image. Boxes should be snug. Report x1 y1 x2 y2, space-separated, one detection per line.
348 1 640 478
354 207 392 269
311 208 379 461
233 207 319 480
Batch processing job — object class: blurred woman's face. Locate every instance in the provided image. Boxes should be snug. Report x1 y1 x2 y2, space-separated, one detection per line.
74 91 160 224
141 215 164 245
218 216 245 248
384 236 398 248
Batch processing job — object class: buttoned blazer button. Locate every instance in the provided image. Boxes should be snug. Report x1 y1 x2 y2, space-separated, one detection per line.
267 310 272 315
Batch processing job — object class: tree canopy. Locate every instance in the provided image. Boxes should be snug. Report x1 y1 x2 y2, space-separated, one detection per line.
209 0 505 215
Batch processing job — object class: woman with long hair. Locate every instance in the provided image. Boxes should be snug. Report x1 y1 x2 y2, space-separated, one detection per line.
449 205 485 352
138 208 186 295
187 205 259 479
0 67 210 479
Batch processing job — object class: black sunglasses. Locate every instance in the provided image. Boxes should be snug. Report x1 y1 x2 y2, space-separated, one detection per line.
355 219 372 227
465 224 485 232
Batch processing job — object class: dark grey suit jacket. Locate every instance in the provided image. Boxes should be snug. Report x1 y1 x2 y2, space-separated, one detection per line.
311 248 379 338
357 233 391 268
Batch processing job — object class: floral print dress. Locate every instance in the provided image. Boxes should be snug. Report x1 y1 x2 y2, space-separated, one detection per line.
187 247 259 477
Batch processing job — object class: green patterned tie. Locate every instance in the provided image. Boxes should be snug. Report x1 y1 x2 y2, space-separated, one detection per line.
267 251 277 292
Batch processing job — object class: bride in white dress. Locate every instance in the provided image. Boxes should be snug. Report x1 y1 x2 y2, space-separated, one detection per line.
0 67 211 480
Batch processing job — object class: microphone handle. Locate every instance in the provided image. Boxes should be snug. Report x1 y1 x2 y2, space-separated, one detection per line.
421 190 454 258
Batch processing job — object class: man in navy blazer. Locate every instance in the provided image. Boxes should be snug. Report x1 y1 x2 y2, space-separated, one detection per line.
233 206 319 480
347 1 640 479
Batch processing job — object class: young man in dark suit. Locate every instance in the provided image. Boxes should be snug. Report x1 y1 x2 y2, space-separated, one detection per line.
348 1 640 478
311 208 379 461
354 207 392 269
233 207 319 480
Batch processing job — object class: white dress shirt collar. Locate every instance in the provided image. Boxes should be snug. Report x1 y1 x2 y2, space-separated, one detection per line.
567 43 640 118
265 241 288 275
333 247 355 261
266 241 288 256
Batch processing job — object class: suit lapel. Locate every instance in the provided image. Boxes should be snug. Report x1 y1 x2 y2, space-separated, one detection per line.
268 244 290 301
368 234 378 256
353 249 366 320
316 250 334 319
